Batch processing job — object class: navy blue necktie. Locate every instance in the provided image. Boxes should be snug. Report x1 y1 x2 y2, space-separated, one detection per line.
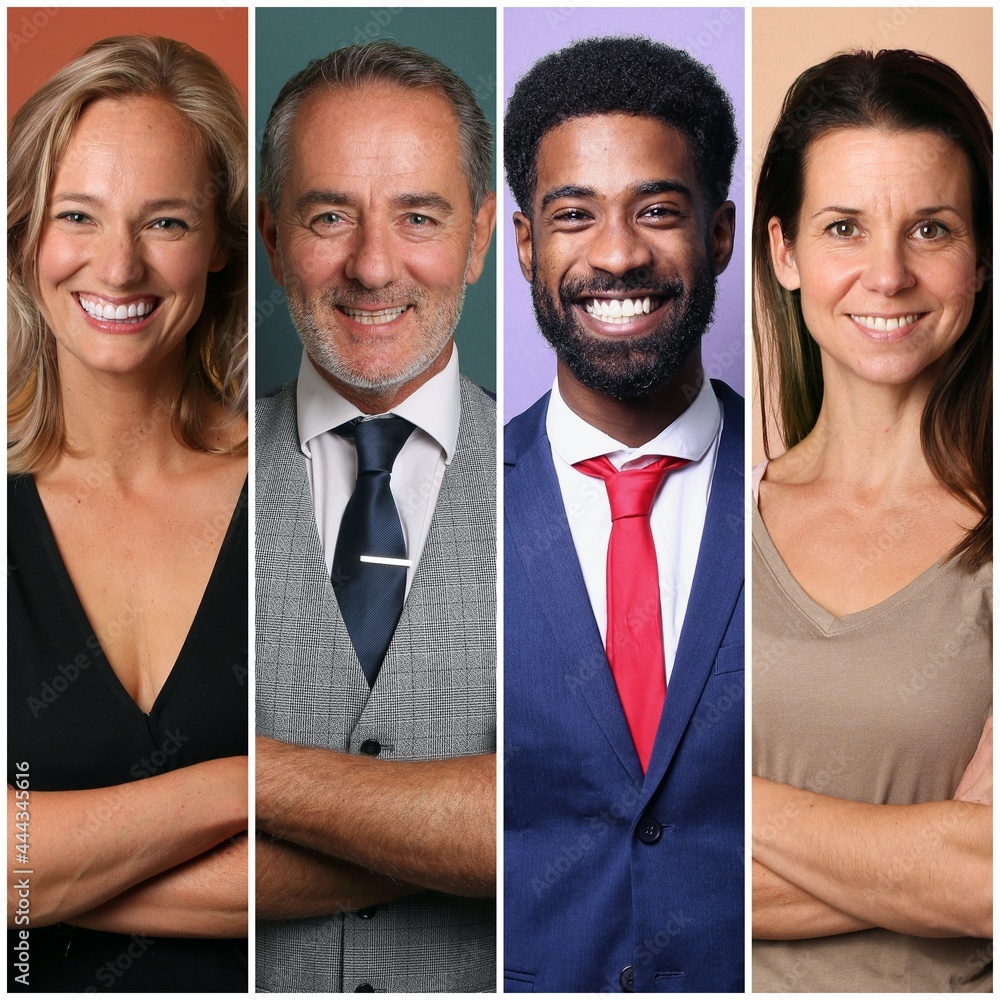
332 415 415 686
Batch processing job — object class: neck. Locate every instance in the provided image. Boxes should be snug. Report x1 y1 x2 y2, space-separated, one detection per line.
52 349 189 482
557 349 704 447
796 362 941 493
310 340 452 415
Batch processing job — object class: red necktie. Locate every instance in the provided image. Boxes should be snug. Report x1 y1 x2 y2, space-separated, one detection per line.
574 454 689 771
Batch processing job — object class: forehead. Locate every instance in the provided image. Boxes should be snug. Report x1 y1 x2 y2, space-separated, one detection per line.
284 83 467 201
802 127 973 208
55 95 209 189
533 113 701 204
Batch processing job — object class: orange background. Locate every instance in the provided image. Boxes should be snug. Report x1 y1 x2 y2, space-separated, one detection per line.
751 7 992 463
7 7 248 119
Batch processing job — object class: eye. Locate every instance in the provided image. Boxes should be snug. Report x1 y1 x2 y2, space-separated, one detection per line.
406 213 431 226
912 221 950 240
313 212 341 226
552 208 590 223
826 219 859 238
56 211 92 225
641 205 681 220
151 218 189 232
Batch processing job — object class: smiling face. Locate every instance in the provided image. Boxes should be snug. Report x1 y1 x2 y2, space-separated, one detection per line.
36 95 225 381
769 127 983 388
259 83 495 406
514 113 734 400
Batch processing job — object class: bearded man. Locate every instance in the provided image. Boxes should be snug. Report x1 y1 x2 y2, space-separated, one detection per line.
502 36 745 993
253 41 497 993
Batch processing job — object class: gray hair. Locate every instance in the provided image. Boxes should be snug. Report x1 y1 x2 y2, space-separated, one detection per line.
260 40 493 214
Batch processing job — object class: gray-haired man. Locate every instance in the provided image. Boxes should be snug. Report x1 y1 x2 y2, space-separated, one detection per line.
254 41 497 992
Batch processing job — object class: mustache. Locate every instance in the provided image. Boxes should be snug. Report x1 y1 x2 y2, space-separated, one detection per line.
324 282 423 309
559 271 685 303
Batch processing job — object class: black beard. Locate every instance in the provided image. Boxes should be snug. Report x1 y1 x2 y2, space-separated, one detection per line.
530 261 718 400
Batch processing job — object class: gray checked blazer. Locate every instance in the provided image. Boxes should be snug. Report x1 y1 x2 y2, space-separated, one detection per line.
255 375 497 993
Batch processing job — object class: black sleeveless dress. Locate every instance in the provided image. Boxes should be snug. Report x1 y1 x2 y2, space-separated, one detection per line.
7 474 248 992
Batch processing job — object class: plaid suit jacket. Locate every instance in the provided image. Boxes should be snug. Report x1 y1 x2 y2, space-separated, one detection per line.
255 375 496 992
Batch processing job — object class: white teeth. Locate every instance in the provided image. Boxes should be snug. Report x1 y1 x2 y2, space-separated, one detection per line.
584 297 654 324
342 305 407 326
851 313 920 333
78 295 157 323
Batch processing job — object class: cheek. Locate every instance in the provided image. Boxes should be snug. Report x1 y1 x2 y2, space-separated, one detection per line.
37 234 83 289
402 241 470 290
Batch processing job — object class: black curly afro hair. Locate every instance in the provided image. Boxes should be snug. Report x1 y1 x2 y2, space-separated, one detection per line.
504 35 738 215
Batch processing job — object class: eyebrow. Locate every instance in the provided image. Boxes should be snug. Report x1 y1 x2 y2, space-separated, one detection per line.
52 193 202 214
540 179 692 211
294 189 454 214
812 203 963 218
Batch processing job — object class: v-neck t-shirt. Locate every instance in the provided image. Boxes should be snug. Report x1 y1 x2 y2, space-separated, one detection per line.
7 473 248 992
751 479 992 993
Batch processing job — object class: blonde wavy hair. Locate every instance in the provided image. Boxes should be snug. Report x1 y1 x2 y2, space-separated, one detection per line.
8 34 248 474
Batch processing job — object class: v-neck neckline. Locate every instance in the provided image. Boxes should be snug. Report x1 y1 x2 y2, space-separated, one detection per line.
751 496 948 635
24 474 247 718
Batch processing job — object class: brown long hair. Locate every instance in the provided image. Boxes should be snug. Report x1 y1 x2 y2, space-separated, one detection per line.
8 35 248 473
752 49 991 570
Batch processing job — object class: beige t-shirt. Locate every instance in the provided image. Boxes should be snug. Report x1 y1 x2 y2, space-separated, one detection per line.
752 469 992 992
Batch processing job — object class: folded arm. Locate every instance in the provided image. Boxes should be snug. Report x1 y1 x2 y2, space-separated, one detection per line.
752 775 991 939
7 756 247 928
752 859 872 939
256 834 418 920
68 834 248 938
255 736 495 897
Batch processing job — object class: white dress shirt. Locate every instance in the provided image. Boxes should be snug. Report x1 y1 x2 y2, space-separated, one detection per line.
296 347 461 596
545 373 722 684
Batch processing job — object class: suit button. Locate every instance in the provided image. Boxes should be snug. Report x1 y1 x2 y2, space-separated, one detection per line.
637 818 662 844
619 965 635 991
355 984 374 992
359 739 381 756
356 905 378 919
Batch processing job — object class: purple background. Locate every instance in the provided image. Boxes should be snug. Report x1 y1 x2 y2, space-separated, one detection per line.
502 8 746 421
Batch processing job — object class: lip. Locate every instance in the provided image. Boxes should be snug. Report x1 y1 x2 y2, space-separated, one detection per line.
74 292 163 334
336 303 413 332
572 295 673 338
847 311 927 344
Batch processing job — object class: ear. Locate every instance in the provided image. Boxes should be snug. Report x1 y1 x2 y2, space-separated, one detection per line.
465 191 497 285
257 195 285 286
708 200 736 275
512 211 534 283
208 242 228 273
975 257 987 293
768 216 800 291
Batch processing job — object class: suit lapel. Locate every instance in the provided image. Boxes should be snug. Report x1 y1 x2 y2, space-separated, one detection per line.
642 384 744 795
506 398 643 785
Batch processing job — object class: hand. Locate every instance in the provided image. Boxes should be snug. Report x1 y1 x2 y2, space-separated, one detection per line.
954 716 992 806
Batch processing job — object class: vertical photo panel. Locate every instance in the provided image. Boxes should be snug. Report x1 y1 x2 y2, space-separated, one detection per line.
750 7 992 993
502 8 745 993
8 6 249 993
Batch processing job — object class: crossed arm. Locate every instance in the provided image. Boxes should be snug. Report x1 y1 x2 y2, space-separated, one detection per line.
752 716 993 941
7 756 248 936
255 735 496 919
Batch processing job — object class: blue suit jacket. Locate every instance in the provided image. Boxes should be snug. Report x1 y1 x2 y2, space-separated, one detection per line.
503 381 744 993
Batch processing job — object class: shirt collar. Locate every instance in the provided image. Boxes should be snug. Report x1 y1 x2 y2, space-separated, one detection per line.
295 345 461 463
546 371 721 469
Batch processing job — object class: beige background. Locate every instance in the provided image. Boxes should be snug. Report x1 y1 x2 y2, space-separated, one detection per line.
751 7 993 463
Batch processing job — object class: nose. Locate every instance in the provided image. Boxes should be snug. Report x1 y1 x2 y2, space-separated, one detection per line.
95 228 144 288
860 238 916 297
343 219 400 289
585 215 654 277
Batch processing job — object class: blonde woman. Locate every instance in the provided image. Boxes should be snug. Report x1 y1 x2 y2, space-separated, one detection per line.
8 35 248 991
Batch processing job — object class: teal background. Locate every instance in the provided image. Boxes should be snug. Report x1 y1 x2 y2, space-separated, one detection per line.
254 7 497 395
